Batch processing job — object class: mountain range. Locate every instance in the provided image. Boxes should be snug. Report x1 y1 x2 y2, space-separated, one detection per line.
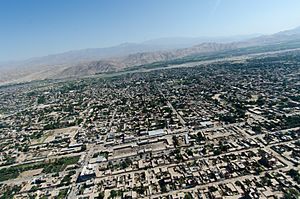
1 26 300 84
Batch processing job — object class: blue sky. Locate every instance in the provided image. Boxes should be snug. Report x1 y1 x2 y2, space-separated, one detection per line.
1 0 300 61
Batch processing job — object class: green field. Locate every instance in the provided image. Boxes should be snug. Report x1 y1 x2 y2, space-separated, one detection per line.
0 156 80 182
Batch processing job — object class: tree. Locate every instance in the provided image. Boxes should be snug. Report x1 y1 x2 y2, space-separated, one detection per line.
37 96 46 104
284 188 300 199
81 144 87 152
172 135 179 147
110 190 116 198
256 96 265 106
184 193 193 199
186 149 193 156
213 149 221 155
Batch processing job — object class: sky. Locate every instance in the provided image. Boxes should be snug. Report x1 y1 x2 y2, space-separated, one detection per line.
1 0 300 62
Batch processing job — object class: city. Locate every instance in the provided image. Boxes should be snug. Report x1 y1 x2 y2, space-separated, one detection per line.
0 50 299 198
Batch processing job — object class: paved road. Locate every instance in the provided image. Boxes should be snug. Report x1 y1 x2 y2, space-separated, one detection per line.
3 121 298 198
67 143 95 199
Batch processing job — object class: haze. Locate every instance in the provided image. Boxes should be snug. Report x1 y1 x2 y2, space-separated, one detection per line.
1 0 300 62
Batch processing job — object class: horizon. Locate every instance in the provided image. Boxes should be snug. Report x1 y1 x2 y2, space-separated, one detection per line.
2 1 300 199
1 0 300 62
0 31 271 63
1 25 299 64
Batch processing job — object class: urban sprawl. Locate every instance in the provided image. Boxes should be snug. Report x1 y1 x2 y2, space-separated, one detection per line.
0 51 300 199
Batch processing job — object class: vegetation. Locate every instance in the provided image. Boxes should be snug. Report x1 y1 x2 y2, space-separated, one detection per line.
184 193 193 199
0 185 21 199
288 169 300 184
283 115 300 129
96 192 104 199
186 149 193 156
109 190 123 199
37 95 46 104
133 185 147 195
43 156 80 173
93 151 109 159
0 156 80 182
57 188 69 199
158 179 167 193
172 135 179 147
284 188 300 199
60 170 76 185
120 158 133 169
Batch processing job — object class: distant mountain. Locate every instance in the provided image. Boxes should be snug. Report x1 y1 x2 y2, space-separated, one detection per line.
57 42 240 78
0 34 260 70
246 26 300 45
0 43 174 70
142 34 261 48
1 26 300 84
276 26 300 36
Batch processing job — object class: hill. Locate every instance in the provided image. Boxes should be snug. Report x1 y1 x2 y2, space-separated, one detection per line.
1 26 300 84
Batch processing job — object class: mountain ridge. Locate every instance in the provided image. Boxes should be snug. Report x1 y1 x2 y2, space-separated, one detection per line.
1 26 300 84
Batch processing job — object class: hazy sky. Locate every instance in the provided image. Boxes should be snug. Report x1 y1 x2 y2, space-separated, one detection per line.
1 0 300 61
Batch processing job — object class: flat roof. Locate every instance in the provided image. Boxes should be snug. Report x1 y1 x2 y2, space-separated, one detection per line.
148 129 165 137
